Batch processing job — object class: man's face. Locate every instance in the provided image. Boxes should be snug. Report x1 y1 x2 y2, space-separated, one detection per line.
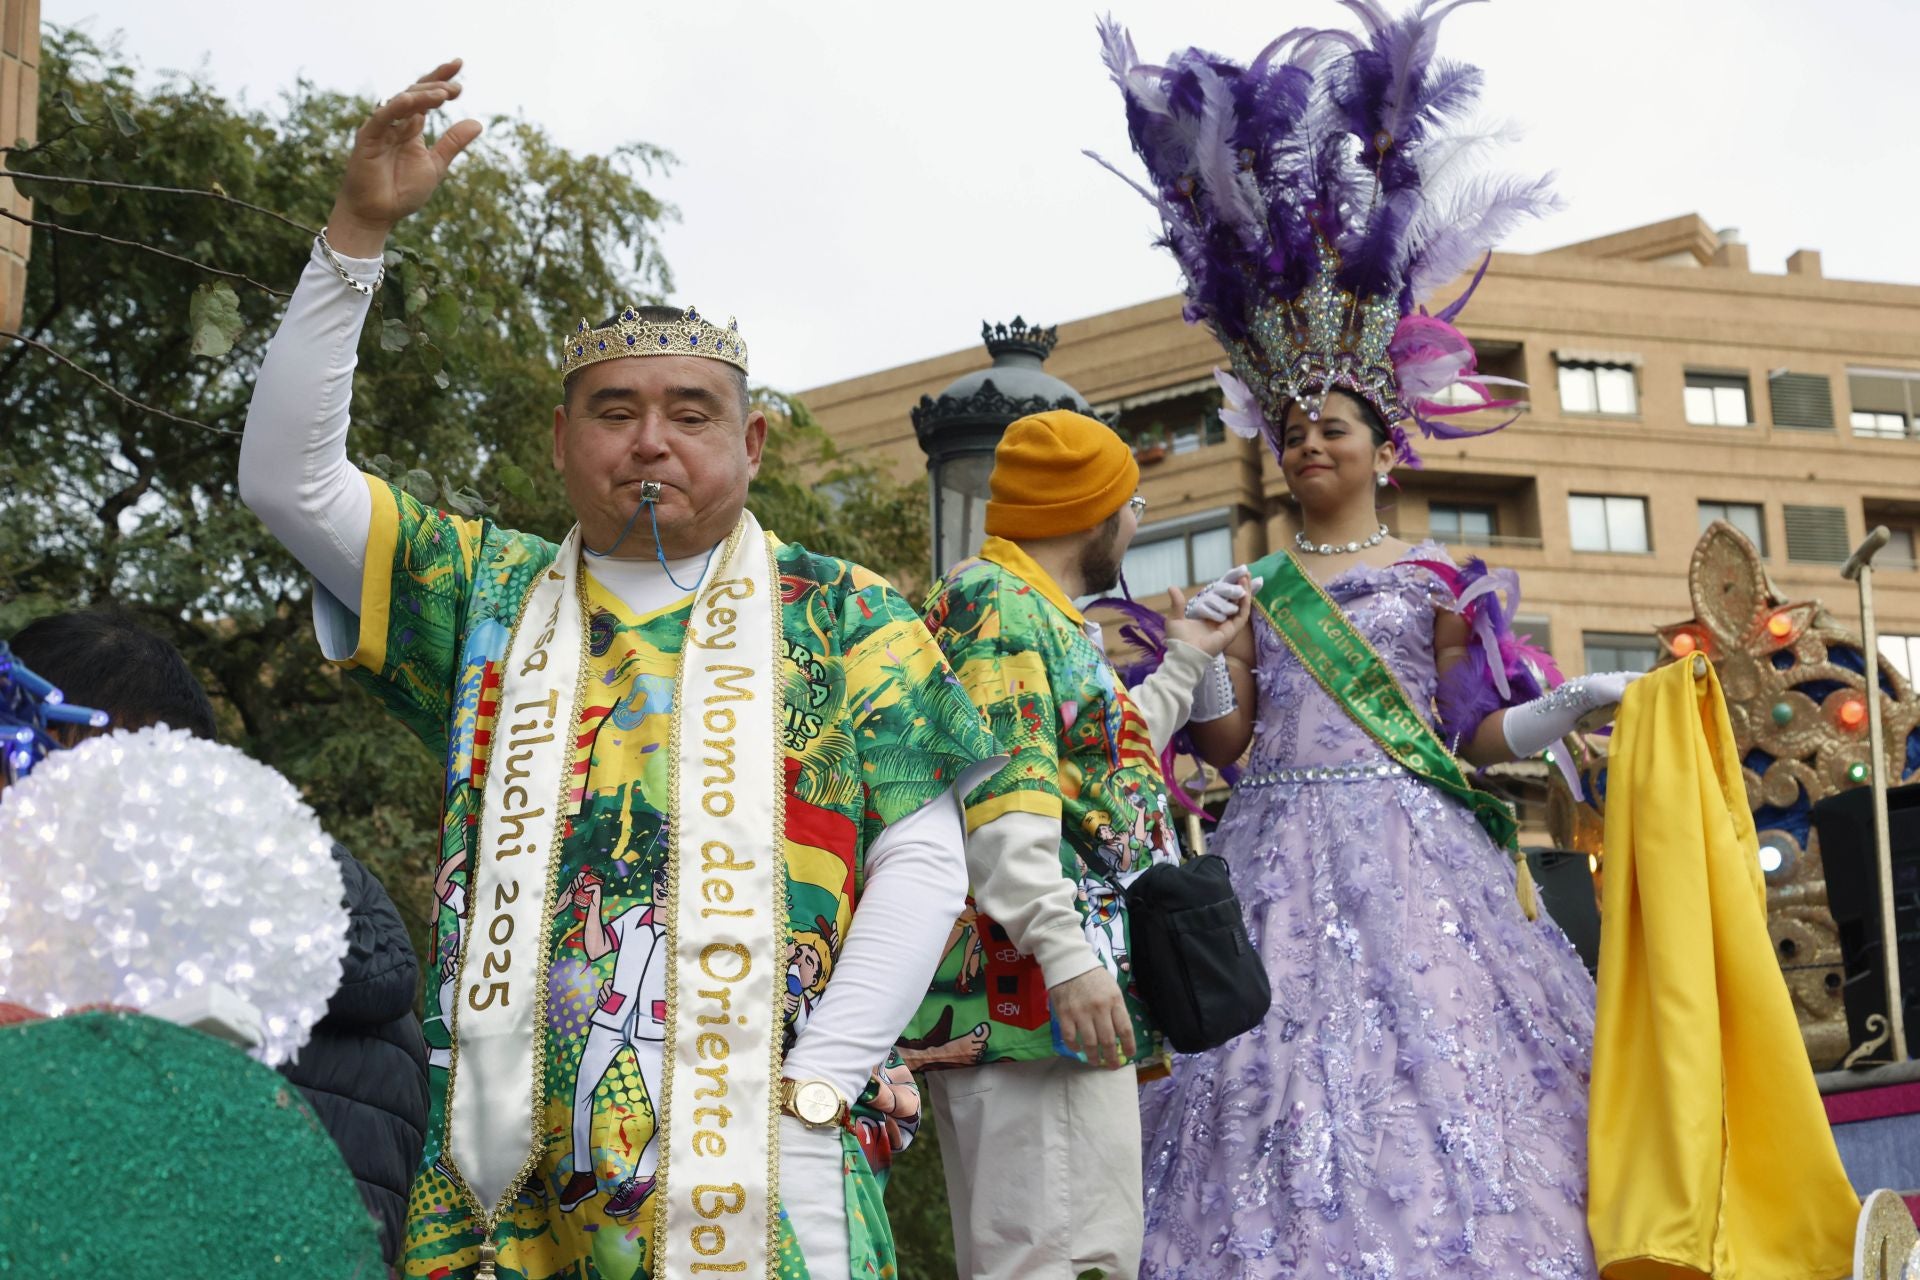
552 356 767 559
1078 500 1140 596
794 943 822 990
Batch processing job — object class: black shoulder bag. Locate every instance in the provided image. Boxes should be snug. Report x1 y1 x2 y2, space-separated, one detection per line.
1082 845 1271 1054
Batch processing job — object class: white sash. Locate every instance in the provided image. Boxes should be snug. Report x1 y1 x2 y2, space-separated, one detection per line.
658 512 785 1279
446 527 585 1225
445 515 784 1280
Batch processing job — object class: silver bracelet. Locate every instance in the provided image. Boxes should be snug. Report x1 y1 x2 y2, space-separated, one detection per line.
316 226 385 298
1189 654 1238 723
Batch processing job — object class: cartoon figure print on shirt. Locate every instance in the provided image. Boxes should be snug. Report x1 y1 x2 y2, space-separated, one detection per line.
1074 789 1177 985
555 862 669 1218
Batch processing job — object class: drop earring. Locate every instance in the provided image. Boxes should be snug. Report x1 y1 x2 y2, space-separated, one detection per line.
1376 473 1389 488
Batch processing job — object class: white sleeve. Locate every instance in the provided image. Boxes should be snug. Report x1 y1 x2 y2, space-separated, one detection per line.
237 241 380 613
965 810 1100 989
779 789 975 1104
1127 639 1212 754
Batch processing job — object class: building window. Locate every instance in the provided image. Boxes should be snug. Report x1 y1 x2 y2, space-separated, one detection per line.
1849 368 1920 439
1880 634 1920 683
1428 502 1497 545
1886 528 1916 568
1699 500 1765 555
1852 410 1910 439
1783 504 1852 564
1514 614 1555 665
1110 385 1230 457
1568 494 1650 553
1558 361 1638 416
1684 372 1752 426
1584 632 1662 674
1121 515 1235 599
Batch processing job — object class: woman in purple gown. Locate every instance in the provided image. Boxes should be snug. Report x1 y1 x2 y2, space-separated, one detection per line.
1089 6 1639 1276
1142 389 1622 1280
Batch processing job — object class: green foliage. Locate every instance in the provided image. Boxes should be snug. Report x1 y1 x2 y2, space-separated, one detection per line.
749 389 932 594
889 1114 960 1276
187 280 242 357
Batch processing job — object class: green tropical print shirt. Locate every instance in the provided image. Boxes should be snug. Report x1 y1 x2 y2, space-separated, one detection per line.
331 476 994 1280
899 536 1176 1072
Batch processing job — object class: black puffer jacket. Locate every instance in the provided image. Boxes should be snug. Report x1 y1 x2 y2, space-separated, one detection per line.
279 845 429 1266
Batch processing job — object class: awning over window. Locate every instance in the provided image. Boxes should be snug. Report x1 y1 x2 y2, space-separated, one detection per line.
1553 349 1644 368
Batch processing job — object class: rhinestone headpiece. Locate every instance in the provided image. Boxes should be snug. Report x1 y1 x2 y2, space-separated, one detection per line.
1228 236 1406 429
558 305 748 381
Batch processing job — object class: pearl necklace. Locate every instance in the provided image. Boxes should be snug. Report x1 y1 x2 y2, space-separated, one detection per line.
1295 523 1390 556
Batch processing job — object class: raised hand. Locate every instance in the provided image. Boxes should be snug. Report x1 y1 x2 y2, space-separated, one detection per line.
327 58 483 257
1165 570 1259 659
1181 565 1254 623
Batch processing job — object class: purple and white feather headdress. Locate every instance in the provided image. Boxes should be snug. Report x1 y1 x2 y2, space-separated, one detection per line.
1089 0 1560 466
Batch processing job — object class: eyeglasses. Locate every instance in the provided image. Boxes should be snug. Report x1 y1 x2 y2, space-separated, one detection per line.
1128 496 1148 518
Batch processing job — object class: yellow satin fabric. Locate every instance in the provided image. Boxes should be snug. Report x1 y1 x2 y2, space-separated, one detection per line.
1589 659 1859 1279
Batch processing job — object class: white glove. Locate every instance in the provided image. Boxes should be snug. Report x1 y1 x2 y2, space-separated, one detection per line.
1183 566 1261 722
1501 671 1641 760
1184 565 1258 623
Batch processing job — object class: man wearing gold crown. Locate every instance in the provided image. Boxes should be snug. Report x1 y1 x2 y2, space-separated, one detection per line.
239 60 1001 1280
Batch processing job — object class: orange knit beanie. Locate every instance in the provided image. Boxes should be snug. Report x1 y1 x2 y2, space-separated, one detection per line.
983 410 1139 539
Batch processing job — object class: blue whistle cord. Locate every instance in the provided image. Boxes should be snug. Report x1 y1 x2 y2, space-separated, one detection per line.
583 494 717 593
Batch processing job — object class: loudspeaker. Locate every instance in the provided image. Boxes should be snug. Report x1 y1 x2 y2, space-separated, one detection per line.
1810 782 1920 1059
1524 848 1601 975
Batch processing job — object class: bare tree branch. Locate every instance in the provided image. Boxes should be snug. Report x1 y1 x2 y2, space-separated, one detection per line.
0 209 292 298
0 170 319 237
0 330 237 436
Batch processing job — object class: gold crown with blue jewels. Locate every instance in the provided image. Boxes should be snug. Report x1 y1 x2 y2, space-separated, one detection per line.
1228 237 1406 427
559 305 748 379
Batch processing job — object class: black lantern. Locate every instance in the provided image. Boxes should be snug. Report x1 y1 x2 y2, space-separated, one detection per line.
911 318 1102 579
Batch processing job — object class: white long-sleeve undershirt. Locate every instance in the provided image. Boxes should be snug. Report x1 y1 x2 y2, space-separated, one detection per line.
961 639 1211 989
240 242 972 1104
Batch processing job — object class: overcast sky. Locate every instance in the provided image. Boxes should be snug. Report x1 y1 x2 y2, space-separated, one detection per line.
50 0 1918 392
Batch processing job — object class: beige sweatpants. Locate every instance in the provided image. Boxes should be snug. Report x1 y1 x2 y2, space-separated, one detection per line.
927 1056 1143 1280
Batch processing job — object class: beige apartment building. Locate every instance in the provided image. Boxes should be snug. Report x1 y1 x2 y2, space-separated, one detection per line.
0 0 40 332
803 214 1920 688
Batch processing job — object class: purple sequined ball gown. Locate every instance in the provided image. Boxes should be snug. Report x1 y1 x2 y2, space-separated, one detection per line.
1139 549 1598 1280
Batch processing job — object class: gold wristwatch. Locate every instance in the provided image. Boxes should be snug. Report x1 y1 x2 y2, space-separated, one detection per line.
779 1077 850 1130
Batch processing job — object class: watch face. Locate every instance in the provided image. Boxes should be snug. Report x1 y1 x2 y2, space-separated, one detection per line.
794 1080 840 1125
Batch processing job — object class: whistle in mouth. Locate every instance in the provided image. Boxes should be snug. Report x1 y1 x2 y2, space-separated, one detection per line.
639 481 663 503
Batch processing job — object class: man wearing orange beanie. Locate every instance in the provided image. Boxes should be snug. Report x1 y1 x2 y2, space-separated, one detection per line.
900 410 1252 1279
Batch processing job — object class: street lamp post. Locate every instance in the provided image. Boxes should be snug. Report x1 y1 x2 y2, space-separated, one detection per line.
1843 525 1909 1064
912 318 1102 579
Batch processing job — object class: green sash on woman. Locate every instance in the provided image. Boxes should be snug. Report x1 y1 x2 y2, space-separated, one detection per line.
1246 548 1537 919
